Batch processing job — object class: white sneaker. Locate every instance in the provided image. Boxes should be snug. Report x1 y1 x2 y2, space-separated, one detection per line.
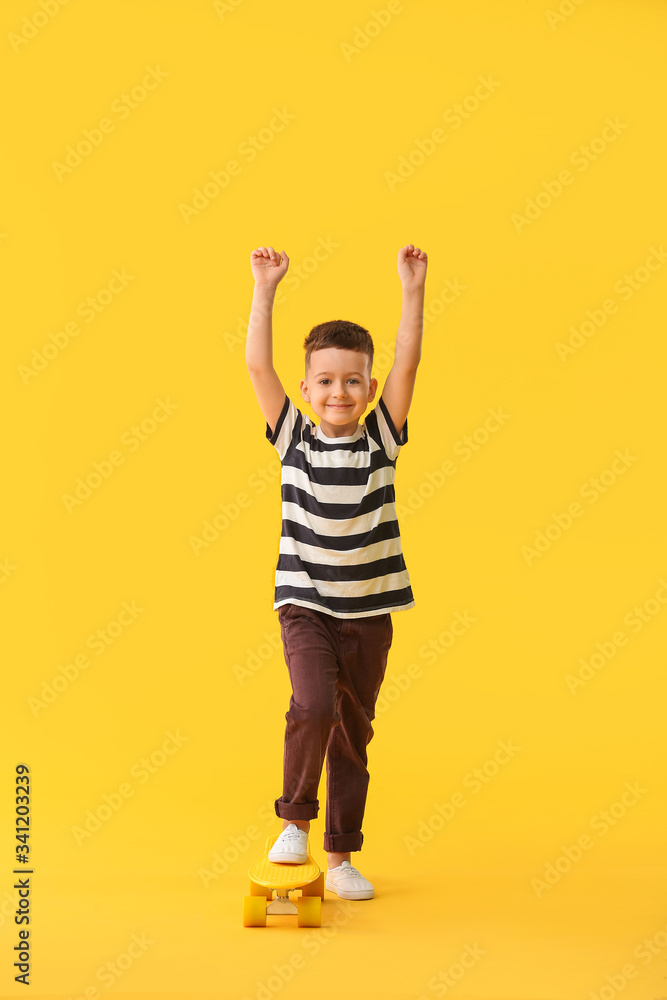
267 823 309 864
325 860 374 899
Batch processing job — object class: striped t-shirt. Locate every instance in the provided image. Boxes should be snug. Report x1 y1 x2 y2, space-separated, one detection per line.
265 392 415 619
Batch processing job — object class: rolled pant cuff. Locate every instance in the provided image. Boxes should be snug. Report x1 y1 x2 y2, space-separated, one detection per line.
275 797 319 820
323 831 363 853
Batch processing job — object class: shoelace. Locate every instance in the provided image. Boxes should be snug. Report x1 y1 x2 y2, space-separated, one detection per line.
279 826 307 843
333 863 363 879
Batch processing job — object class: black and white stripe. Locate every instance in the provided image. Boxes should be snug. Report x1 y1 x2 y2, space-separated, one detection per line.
266 393 415 618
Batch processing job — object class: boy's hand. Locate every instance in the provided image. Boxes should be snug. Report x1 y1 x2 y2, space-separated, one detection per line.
397 244 428 289
251 246 289 287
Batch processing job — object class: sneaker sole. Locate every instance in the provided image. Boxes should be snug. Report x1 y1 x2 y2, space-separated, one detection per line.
325 880 374 900
268 852 308 864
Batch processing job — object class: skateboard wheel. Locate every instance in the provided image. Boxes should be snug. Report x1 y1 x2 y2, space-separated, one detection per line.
301 872 325 899
296 895 321 927
243 895 267 927
249 880 272 900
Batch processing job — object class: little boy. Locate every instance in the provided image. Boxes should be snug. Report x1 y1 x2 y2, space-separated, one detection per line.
245 243 427 899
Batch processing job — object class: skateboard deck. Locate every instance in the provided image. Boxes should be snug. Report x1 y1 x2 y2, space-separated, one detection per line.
242 833 325 927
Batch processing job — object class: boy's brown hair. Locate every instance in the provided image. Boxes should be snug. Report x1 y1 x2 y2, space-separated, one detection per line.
303 320 373 379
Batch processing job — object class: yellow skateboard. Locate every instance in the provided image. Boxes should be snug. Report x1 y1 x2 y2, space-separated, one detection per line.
242 833 325 927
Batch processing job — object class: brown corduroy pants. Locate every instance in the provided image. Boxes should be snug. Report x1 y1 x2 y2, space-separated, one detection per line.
274 602 393 853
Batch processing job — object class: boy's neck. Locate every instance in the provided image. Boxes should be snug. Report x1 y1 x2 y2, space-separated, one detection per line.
318 416 361 438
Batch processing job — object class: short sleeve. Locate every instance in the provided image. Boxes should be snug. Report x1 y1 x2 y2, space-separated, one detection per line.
369 395 408 461
266 393 300 461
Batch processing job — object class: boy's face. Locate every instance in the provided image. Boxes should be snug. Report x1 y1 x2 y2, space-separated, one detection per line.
300 347 377 433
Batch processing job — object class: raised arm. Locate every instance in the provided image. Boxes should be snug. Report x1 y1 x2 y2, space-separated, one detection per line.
380 244 428 437
246 246 290 436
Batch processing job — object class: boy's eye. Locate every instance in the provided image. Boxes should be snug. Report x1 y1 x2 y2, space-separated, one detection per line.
319 379 359 385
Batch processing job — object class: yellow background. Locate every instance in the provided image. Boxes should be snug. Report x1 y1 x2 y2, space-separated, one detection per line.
1 0 666 996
